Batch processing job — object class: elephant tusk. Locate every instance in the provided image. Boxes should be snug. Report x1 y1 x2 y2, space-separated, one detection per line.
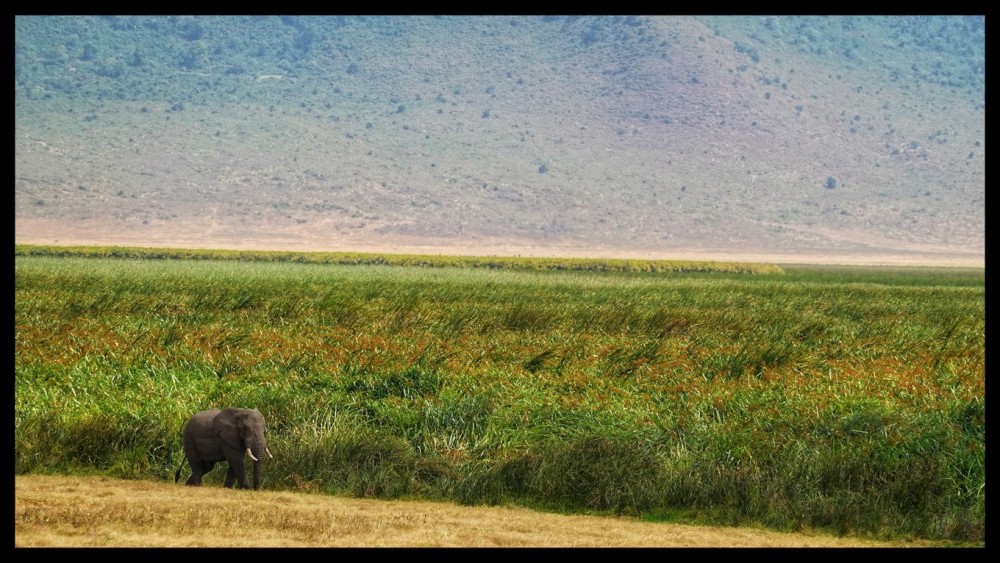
247 447 259 462
266 447 274 459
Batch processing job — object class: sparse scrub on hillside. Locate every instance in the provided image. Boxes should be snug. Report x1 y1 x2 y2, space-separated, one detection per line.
12 16 984 258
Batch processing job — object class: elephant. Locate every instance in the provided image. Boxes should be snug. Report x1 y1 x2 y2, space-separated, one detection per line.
174 407 273 490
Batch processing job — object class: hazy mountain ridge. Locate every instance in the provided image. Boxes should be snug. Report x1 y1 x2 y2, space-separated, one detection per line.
14 16 984 264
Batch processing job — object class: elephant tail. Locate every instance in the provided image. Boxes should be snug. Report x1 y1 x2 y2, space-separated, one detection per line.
174 458 185 483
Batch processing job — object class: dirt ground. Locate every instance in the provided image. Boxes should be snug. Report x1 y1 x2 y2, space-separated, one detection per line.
13 221 985 269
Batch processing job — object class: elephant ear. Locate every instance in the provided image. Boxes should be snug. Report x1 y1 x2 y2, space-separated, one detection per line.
212 408 244 450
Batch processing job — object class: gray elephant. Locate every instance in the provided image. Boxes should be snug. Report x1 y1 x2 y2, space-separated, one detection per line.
174 407 273 490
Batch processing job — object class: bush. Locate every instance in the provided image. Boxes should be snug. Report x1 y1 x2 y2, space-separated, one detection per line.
95 58 124 79
80 43 97 61
176 17 204 41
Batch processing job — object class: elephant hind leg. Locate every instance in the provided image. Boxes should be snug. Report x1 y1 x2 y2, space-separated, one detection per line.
185 460 216 486
186 467 202 486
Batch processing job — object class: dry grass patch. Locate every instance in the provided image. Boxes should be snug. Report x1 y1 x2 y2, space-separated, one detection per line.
15 475 946 548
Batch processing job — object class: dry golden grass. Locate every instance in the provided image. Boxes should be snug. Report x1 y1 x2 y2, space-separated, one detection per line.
15 475 944 548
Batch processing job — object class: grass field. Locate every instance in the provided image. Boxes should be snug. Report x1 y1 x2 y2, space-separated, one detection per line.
14 247 985 543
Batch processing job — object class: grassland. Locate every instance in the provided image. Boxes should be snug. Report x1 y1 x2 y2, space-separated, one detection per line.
14 247 985 543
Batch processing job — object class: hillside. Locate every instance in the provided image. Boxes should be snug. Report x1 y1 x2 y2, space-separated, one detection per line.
14 16 985 265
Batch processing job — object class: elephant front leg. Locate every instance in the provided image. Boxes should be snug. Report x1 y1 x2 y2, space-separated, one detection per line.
236 464 252 489
223 450 252 489
224 465 237 488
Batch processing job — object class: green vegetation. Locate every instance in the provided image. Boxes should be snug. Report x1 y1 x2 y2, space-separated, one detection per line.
14 250 984 543
14 244 785 275
15 16 983 105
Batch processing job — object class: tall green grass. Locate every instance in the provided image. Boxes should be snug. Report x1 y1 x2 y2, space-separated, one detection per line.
14 253 984 542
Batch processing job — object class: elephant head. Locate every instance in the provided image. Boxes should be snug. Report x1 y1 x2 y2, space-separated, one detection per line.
175 407 273 490
213 407 272 489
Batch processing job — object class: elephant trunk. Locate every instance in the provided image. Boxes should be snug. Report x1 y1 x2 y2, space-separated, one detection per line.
245 436 267 462
246 437 267 490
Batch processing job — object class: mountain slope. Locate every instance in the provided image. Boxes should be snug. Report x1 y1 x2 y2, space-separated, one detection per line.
14 16 985 264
